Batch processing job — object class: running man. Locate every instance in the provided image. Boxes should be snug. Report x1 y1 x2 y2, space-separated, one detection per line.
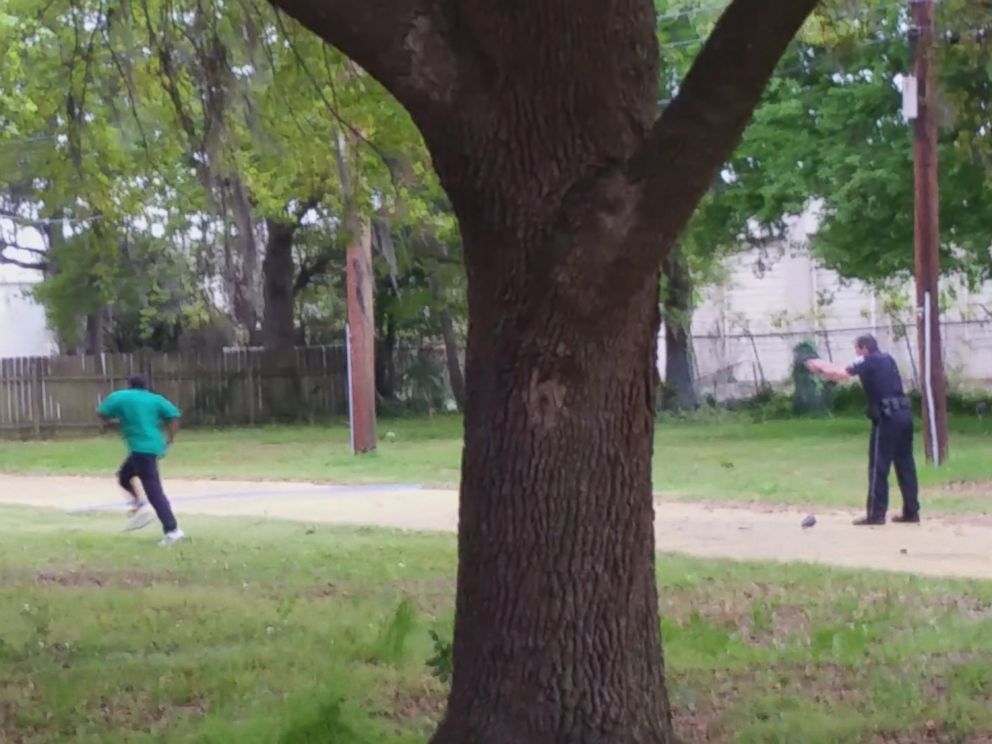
97 375 185 545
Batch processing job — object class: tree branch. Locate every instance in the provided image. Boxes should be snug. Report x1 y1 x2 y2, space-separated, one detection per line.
266 0 457 124
0 208 101 228
0 243 48 271
629 0 820 255
294 251 334 293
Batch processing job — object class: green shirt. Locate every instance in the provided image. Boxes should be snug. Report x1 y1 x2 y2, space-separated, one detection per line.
97 389 181 456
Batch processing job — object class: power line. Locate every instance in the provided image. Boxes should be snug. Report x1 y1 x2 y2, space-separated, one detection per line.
659 35 907 105
660 31 903 53
0 210 105 227
0 135 58 148
657 0 905 26
659 21 989 104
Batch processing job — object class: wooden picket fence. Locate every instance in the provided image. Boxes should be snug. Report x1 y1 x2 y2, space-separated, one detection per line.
0 347 351 438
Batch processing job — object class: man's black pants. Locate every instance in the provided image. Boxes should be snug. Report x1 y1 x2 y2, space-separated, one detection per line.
118 453 178 533
867 410 920 520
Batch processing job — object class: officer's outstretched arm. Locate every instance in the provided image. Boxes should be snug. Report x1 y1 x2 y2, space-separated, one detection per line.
806 359 853 383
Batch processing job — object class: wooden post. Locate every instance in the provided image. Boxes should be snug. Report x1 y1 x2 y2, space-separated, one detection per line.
910 0 949 463
246 349 256 425
31 359 43 439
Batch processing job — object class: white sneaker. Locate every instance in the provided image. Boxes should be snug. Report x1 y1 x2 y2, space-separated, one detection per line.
124 504 156 532
159 529 185 546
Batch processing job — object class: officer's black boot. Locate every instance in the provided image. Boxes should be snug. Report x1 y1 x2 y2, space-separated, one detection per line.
853 516 886 526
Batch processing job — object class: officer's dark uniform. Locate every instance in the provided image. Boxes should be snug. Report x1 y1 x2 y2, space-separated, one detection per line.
846 351 920 522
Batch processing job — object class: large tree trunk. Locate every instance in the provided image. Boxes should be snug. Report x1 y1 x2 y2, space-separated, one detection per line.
424 4 672 727
261 219 297 352
228 177 261 342
260 218 303 417
270 0 819 740
662 246 697 412
436 251 670 741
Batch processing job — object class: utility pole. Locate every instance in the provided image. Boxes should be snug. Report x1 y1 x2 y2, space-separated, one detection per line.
337 132 377 454
908 0 949 463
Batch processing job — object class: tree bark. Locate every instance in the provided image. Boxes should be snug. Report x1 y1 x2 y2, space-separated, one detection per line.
336 133 377 453
661 247 697 412
375 318 398 402
228 177 261 340
262 219 298 352
346 216 376 452
429 262 466 412
437 258 669 742
84 309 104 355
269 0 819 740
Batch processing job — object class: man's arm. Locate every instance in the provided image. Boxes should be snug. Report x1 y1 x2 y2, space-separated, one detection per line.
97 394 119 429
806 358 856 383
159 397 182 445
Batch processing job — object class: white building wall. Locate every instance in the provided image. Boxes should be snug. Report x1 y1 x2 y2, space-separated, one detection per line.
0 267 57 358
658 244 992 395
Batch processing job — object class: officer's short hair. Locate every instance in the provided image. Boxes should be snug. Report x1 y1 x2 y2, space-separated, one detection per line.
855 334 879 354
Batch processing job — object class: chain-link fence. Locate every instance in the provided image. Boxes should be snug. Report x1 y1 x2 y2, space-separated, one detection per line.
666 319 992 403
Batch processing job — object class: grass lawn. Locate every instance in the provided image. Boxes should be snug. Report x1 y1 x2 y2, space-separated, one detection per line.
1 415 989 513
1 505 990 743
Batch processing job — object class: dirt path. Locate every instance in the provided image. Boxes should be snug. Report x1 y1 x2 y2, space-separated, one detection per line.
1 473 990 580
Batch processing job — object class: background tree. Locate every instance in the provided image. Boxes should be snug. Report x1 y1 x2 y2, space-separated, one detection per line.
1 0 441 358
705 0 992 287
655 0 992 412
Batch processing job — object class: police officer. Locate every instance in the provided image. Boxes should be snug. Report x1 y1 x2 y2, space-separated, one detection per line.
806 335 921 526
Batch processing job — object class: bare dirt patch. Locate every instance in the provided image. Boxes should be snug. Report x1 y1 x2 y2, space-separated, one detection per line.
373 680 447 730
34 569 178 589
3 474 992 579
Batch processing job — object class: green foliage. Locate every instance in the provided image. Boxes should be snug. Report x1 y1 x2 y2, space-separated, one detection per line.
400 350 452 414
368 599 418 666
1 0 445 350
3 504 991 742
792 341 837 415
277 697 368 744
426 629 453 684
725 0 992 285
655 0 992 292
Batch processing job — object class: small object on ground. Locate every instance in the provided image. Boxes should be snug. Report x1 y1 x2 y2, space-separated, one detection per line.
853 516 886 526
801 515 816 529
384 431 397 442
900 548 908 554
159 528 185 546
